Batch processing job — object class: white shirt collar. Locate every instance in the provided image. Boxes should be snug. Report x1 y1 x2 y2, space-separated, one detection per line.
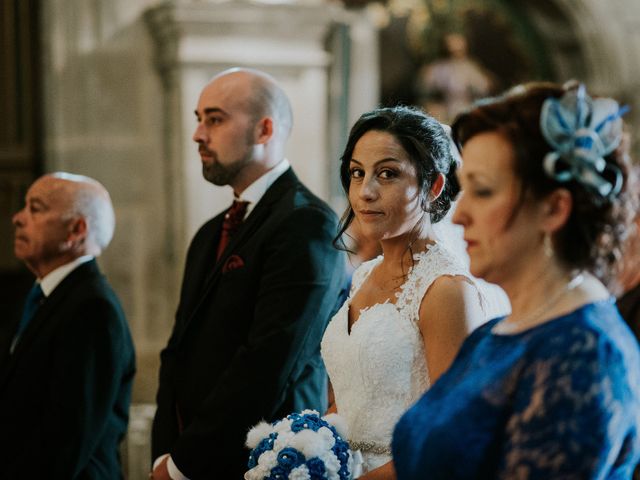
39 255 94 297
237 159 290 219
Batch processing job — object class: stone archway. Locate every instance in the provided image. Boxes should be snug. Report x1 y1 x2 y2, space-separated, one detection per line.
514 0 640 142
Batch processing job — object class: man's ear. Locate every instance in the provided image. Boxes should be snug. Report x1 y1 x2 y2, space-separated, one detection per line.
66 216 88 245
254 117 274 145
541 188 573 233
429 173 446 201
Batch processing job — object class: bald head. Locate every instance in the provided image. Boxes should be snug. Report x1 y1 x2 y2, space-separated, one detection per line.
193 68 294 193
48 172 116 253
13 172 115 277
211 68 293 142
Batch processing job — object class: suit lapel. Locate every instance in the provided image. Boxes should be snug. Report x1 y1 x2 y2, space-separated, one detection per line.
232 168 298 252
0 261 100 385
208 168 298 284
180 214 224 318
178 169 299 341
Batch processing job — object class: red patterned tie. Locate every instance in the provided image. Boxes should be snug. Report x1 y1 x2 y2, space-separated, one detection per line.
216 200 249 260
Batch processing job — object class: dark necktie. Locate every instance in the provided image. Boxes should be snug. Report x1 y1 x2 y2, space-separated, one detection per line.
216 200 249 260
11 282 45 353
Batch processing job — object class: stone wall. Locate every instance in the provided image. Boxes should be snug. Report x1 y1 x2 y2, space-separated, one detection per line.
40 1 378 475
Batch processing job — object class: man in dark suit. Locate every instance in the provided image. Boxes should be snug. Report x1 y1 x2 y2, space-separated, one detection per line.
0 172 136 478
150 68 346 479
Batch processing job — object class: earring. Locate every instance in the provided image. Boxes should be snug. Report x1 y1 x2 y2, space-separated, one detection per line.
543 232 554 258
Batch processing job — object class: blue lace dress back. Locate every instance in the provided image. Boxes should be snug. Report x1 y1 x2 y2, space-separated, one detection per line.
392 300 640 479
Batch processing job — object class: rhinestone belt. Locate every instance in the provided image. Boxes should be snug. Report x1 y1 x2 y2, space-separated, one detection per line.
349 440 392 455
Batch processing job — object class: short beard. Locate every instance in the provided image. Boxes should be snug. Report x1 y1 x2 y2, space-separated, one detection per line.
202 150 253 186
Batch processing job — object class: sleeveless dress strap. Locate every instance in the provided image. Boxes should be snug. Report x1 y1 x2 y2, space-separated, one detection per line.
350 256 383 295
395 243 472 324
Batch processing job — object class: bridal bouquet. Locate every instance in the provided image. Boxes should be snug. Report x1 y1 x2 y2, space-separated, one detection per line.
244 410 355 480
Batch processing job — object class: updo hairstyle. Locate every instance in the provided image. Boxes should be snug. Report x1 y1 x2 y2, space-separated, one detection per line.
451 82 636 281
335 105 460 249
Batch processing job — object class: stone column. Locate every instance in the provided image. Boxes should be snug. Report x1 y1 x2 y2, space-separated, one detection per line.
144 0 369 255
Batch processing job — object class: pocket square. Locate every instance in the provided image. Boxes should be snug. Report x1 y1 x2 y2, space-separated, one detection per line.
222 254 245 273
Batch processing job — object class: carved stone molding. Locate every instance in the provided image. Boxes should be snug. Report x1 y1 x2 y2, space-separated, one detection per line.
144 1 342 76
143 0 353 257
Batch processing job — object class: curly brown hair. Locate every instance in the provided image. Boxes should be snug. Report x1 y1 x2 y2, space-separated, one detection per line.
451 82 636 282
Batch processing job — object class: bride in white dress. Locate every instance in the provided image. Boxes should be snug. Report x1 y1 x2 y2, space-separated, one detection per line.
321 106 486 479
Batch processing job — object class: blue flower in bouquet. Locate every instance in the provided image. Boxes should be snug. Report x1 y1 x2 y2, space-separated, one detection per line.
277 448 305 470
248 433 278 469
267 465 289 479
306 457 327 478
290 413 326 433
244 410 354 480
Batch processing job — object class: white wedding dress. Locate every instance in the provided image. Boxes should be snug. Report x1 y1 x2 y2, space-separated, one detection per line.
321 243 476 475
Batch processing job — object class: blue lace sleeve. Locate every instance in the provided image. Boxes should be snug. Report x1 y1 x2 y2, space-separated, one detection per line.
497 325 637 478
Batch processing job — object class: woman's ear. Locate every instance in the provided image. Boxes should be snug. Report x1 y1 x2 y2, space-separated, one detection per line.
542 188 573 233
429 173 446 201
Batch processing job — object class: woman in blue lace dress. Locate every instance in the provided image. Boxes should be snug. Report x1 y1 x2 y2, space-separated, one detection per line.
392 82 640 478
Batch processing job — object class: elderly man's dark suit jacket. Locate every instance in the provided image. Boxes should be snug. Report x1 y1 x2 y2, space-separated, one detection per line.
0 259 136 479
152 168 346 479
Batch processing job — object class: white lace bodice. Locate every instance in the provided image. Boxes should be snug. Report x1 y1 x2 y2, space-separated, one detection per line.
321 243 472 473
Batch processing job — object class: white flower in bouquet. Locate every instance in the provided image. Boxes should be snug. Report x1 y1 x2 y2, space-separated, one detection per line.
245 410 354 480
